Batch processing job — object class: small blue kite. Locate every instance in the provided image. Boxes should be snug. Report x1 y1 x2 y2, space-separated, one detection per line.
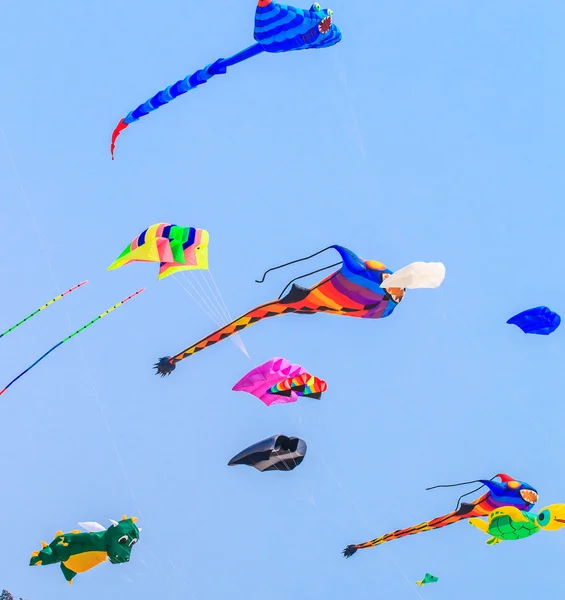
507 306 561 335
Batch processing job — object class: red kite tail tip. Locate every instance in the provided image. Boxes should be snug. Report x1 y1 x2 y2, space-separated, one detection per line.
495 473 512 482
110 118 128 159
0 388 6 396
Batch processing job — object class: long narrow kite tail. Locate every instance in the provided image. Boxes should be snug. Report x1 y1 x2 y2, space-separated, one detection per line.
0 280 88 339
0 288 144 397
342 506 482 558
110 44 263 158
154 299 292 376
109 62 222 159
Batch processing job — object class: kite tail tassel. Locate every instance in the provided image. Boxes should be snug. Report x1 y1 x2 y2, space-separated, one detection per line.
154 357 176 377
110 118 129 159
342 545 358 558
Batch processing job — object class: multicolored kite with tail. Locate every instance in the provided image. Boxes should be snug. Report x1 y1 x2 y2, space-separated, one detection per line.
343 474 539 557
110 1 342 157
154 245 406 376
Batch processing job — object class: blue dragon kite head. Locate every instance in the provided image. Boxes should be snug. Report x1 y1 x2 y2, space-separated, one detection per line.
254 1 342 53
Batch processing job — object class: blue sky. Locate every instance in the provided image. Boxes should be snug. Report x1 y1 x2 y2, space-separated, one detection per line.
1 1 565 598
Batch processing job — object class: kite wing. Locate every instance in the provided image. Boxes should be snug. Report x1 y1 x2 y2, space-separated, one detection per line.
155 245 404 376
77 522 106 533
507 306 561 335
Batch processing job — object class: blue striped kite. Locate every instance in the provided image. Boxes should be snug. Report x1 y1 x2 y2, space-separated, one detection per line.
110 1 342 158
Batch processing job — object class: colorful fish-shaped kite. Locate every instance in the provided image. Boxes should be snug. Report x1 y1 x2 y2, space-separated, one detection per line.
233 357 327 406
154 245 406 376
108 223 209 280
110 1 342 157
343 474 538 557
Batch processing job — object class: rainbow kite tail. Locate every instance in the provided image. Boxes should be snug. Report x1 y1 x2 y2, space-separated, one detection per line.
154 295 298 376
0 281 88 339
0 289 144 397
343 494 493 557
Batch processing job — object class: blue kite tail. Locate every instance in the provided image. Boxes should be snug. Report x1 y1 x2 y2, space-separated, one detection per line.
110 44 264 158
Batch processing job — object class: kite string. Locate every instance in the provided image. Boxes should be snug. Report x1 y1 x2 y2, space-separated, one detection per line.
196 270 247 353
175 275 224 327
279 404 423 600
2 129 187 597
1 127 60 296
197 270 231 323
184 272 226 325
314 451 424 600
177 273 245 353
278 262 341 299
207 269 249 357
176 272 249 357
3 121 137 541
255 246 335 283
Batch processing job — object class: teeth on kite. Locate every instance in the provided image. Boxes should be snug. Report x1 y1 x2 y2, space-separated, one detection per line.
154 357 175 377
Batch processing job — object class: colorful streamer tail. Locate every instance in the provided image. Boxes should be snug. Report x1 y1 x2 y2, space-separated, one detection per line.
0 281 88 339
342 492 495 557
0 289 144 397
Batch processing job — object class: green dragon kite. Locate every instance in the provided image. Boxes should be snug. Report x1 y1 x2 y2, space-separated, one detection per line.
29 516 140 585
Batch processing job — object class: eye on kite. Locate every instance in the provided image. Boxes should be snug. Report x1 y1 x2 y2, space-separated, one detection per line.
228 434 307 472
232 357 327 406
507 306 561 335
343 474 538 557
110 1 342 157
